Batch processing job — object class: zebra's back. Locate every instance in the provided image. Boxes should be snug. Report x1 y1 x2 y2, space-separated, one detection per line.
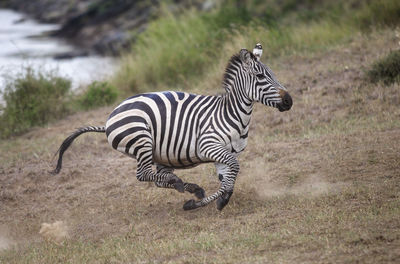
105 91 219 168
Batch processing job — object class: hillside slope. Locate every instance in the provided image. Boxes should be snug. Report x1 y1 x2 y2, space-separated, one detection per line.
0 29 399 263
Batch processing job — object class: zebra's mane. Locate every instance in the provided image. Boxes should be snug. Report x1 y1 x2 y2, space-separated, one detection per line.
222 51 256 93
222 54 241 93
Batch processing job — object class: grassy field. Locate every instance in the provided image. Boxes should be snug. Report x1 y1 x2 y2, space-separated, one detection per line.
0 23 399 263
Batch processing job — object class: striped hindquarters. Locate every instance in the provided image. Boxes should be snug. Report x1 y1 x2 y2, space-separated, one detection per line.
105 91 219 168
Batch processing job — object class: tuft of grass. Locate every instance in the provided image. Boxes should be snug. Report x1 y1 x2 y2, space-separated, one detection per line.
0 67 71 138
77 81 118 110
367 50 400 85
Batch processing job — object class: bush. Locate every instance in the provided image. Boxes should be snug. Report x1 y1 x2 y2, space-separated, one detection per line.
0 67 71 138
78 81 118 110
367 50 400 85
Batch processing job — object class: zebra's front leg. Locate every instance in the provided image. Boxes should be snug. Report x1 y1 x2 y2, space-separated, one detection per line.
183 146 239 211
215 163 234 210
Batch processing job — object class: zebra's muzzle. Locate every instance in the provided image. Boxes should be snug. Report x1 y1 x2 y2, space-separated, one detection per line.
277 91 293 112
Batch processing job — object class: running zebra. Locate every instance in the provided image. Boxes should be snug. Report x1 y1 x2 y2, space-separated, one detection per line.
53 46 293 211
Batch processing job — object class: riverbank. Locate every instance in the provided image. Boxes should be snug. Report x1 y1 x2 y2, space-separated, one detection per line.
0 9 116 94
1 0 214 55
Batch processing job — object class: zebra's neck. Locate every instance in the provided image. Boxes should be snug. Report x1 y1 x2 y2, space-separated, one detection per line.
220 53 255 133
219 89 254 133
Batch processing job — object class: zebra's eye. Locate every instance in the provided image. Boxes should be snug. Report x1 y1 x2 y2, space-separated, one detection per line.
256 73 265 79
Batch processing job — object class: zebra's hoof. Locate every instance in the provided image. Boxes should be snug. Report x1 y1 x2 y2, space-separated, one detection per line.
216 198 228 211
194 188 206 199
216 191 233 211
184 183 206 199
183 199 198 211
173 181 185 193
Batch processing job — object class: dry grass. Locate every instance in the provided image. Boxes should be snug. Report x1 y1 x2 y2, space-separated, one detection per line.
0 29 400 263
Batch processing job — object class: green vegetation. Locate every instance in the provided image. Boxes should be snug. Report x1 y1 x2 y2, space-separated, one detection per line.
0 71 118 138
114 5 251 93
355 0 400 30
367 50 400 84
114 0 400 94
0 67 71 138
77 81 118 110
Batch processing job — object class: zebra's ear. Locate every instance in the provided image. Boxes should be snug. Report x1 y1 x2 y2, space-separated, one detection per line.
239 49 252 65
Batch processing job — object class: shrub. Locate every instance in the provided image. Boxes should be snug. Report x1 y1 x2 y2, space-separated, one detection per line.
0 67 71 138
367 50 400 85
77 81 118 110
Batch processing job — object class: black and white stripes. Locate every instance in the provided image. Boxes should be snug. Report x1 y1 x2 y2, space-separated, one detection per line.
52 47 293 211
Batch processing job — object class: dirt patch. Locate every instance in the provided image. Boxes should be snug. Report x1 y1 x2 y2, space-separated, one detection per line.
254 173 347 198
39 221 69 244
0 29 399 263
0 227 13 251
0 236 11 251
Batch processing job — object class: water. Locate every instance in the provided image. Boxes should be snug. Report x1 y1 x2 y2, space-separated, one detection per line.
0 9 116 98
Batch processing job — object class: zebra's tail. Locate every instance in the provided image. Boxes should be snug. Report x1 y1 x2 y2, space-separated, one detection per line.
52 126 106 174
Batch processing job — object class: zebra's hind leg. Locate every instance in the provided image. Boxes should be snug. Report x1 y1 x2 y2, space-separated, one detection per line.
184 183 206 199
134 143 184 192
154 165 205 198
154 182 205 199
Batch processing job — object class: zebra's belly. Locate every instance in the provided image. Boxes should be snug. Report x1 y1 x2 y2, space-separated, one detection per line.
228 136 248 154
152 145 203 168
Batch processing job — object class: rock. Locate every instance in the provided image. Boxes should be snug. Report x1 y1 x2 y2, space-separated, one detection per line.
94 31 130 56
53 50 89 60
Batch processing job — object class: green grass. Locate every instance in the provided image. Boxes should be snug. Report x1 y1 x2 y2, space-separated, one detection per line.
113 5 251 93
355 0 400 30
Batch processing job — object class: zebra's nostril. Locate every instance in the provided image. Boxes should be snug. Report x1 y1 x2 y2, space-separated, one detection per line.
283 93 292 107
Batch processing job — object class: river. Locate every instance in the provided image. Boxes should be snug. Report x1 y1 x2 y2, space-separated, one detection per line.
0 9 116 98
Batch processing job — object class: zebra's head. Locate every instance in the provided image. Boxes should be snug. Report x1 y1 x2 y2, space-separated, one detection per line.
237 48 293 112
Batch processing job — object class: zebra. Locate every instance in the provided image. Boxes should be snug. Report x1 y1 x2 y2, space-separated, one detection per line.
52 46 293 211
